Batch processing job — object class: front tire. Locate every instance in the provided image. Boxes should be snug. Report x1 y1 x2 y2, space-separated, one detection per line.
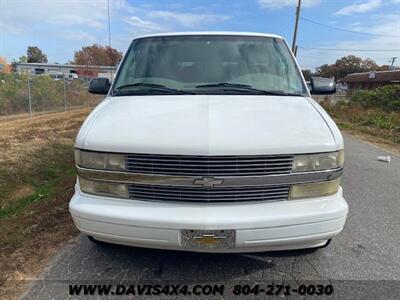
319 238 332 248
293 239 332 254
87 235 109 246
304 239 332 253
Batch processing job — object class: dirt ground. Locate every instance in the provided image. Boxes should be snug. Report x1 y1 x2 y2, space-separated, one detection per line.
0 108 91 299
0 108 90 207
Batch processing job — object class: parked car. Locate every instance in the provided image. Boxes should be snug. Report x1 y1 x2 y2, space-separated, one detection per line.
49 73 63 81
69 32 348 253
68 73 79 80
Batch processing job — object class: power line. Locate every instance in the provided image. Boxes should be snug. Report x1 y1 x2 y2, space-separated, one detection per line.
300 17 400 38
299 46 399 52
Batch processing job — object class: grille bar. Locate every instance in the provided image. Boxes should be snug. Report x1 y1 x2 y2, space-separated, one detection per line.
128 184 290 203
125 154 294 176
126 162 293 167
129 186 290 194
126 158 294 163
129 191 289 198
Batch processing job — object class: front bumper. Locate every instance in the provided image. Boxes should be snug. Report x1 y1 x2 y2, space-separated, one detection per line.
69 185 348 253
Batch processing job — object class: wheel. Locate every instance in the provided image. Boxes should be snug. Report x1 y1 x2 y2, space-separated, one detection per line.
319 239 332 248
87 235 110 246
296 239 332 254
304 239 332 252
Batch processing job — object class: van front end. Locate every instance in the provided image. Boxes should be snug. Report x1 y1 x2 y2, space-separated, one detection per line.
70 148 348 253
69 32 348 253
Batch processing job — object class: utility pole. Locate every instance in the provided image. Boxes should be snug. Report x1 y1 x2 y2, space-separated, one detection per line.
63 75 67 112
27 70 32 117
389 57 398 69
107 0 112 48
291 0 302 56
107 0 113 80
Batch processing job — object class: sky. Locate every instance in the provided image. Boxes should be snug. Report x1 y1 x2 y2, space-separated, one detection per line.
0 0 399 70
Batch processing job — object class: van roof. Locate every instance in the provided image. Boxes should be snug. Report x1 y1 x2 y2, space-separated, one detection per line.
133 31 284 40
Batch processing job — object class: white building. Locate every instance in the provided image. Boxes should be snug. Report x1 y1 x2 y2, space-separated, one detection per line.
15 62 117 79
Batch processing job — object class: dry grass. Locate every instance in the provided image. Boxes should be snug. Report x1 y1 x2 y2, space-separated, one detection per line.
0 108 89 163
0 108 89 208
0 108 91 299
321 101 400 155
339 122 400 156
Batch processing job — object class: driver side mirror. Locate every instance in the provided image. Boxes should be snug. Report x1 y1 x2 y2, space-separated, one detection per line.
88 78 111 95
310 77 336 95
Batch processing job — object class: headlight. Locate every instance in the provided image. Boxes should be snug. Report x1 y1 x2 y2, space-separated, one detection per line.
289 178 341 200
292 150 344 172
78 177 128 198
75 149 125 171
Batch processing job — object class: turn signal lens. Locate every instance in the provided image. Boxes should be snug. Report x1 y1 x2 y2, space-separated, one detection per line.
289 178 341 200
78 177 128 199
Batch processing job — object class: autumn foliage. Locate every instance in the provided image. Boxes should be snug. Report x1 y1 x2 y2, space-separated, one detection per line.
303 55 390 81
315 56 384 80
0 57 11 73
71 44 123 66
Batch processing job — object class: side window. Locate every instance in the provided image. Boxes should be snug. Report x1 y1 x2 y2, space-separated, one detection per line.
34 68 45 75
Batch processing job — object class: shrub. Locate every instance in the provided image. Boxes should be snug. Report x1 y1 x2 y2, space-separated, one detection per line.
350 84 400 111
320 99 400 131
0 73 29 115
0 74 100 116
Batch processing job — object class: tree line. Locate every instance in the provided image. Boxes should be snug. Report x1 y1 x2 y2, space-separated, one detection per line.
302 55 393 81
9 44 123 70
3 45 396 81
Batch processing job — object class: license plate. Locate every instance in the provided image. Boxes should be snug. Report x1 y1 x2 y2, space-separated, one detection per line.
181 229 235 250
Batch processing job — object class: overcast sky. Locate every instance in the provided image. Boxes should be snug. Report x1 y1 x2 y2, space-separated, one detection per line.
1 0 399 70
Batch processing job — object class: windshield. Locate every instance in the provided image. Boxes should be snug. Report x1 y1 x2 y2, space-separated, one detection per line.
112 35 307 96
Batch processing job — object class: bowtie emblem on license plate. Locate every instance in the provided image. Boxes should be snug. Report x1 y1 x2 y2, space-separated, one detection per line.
194 234 226 245
181 230 235 249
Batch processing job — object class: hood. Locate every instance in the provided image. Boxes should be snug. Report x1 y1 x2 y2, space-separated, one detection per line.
76 95 339 155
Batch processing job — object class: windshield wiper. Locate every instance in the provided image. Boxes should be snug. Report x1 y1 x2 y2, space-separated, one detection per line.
196 82 253 89
195 82 303 96
113 83 195 95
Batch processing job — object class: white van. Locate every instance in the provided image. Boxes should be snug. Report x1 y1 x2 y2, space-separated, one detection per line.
70 32 348 253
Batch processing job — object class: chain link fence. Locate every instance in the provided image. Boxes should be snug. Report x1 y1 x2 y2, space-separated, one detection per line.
0 72 102 118
312 90 348 105
0 73 356 117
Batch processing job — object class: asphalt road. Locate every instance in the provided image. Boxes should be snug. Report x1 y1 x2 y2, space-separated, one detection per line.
23 134 400 299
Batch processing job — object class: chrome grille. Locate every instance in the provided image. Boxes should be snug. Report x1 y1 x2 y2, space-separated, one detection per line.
125 154 294 176
128 184 290 203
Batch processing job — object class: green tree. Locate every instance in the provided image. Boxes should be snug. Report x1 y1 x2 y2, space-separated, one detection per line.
10 55 28 72
18 55 28 63
27 46 48 63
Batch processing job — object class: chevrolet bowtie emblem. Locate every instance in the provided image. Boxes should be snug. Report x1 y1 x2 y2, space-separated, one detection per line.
194 234 226 245
193 177 224 188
